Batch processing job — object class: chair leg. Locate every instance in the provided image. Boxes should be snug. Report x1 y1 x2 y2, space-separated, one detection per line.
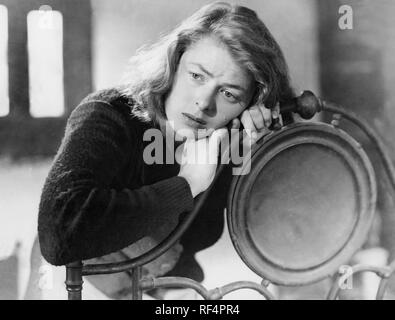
65 261 83 300
131 267 142 300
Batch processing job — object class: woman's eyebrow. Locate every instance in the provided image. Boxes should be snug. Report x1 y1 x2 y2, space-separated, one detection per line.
189 62 214 77
222 83 247 93
188 62 247 93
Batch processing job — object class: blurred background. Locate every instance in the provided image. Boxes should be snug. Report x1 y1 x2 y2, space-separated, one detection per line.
0 0 395 299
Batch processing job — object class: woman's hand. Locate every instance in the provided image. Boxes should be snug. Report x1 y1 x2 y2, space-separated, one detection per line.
178 128 228 198
239 102 282 144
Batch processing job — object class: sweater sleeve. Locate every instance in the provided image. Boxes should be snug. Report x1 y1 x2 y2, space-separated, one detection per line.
38 101 194 266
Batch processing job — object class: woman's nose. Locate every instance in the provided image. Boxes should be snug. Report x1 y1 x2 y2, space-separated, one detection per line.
195 88 216 113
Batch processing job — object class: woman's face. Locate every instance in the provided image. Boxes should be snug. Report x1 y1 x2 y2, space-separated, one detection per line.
164 36 254 139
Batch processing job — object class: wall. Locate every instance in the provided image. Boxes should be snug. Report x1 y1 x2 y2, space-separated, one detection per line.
91 0 320 96
318 0 395 262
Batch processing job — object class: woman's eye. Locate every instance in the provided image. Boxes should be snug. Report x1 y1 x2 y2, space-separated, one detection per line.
189 72 203 81
224 91 232 98
220 89 238 102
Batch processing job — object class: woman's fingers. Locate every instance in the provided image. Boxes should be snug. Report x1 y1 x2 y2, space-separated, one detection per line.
241 103 274 136
274 102 280 114
271 102 283 126
231 117 241 129
260 104 272 128
247 105 265 131
240 110 257 138
180 127 228 165
209 127 228 154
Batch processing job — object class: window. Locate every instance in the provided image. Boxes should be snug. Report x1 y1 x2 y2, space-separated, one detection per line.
0 0 92 158
0 5 9 117
27 9 64 117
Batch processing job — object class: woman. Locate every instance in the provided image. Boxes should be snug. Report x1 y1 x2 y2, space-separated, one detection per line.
37 2 294 299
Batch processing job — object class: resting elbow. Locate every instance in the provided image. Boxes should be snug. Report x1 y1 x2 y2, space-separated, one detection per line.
37 224 76 266
38 201 83 266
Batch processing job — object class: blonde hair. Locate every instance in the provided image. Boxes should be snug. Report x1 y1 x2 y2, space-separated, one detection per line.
121 1 294 123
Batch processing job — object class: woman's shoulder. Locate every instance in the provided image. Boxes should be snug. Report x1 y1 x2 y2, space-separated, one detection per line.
79 86 125 106
74 86 153 128
75 86 130 118
66 87 153 146
67 88 126 130
69 87 138 127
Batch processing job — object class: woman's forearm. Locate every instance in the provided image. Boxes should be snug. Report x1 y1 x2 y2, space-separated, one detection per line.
38 173 193 266
37 101 193 266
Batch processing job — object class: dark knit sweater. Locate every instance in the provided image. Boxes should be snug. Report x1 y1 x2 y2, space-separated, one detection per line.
38 87 231 282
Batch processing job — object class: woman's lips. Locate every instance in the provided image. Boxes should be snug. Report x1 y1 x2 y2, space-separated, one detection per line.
181 112 207 128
